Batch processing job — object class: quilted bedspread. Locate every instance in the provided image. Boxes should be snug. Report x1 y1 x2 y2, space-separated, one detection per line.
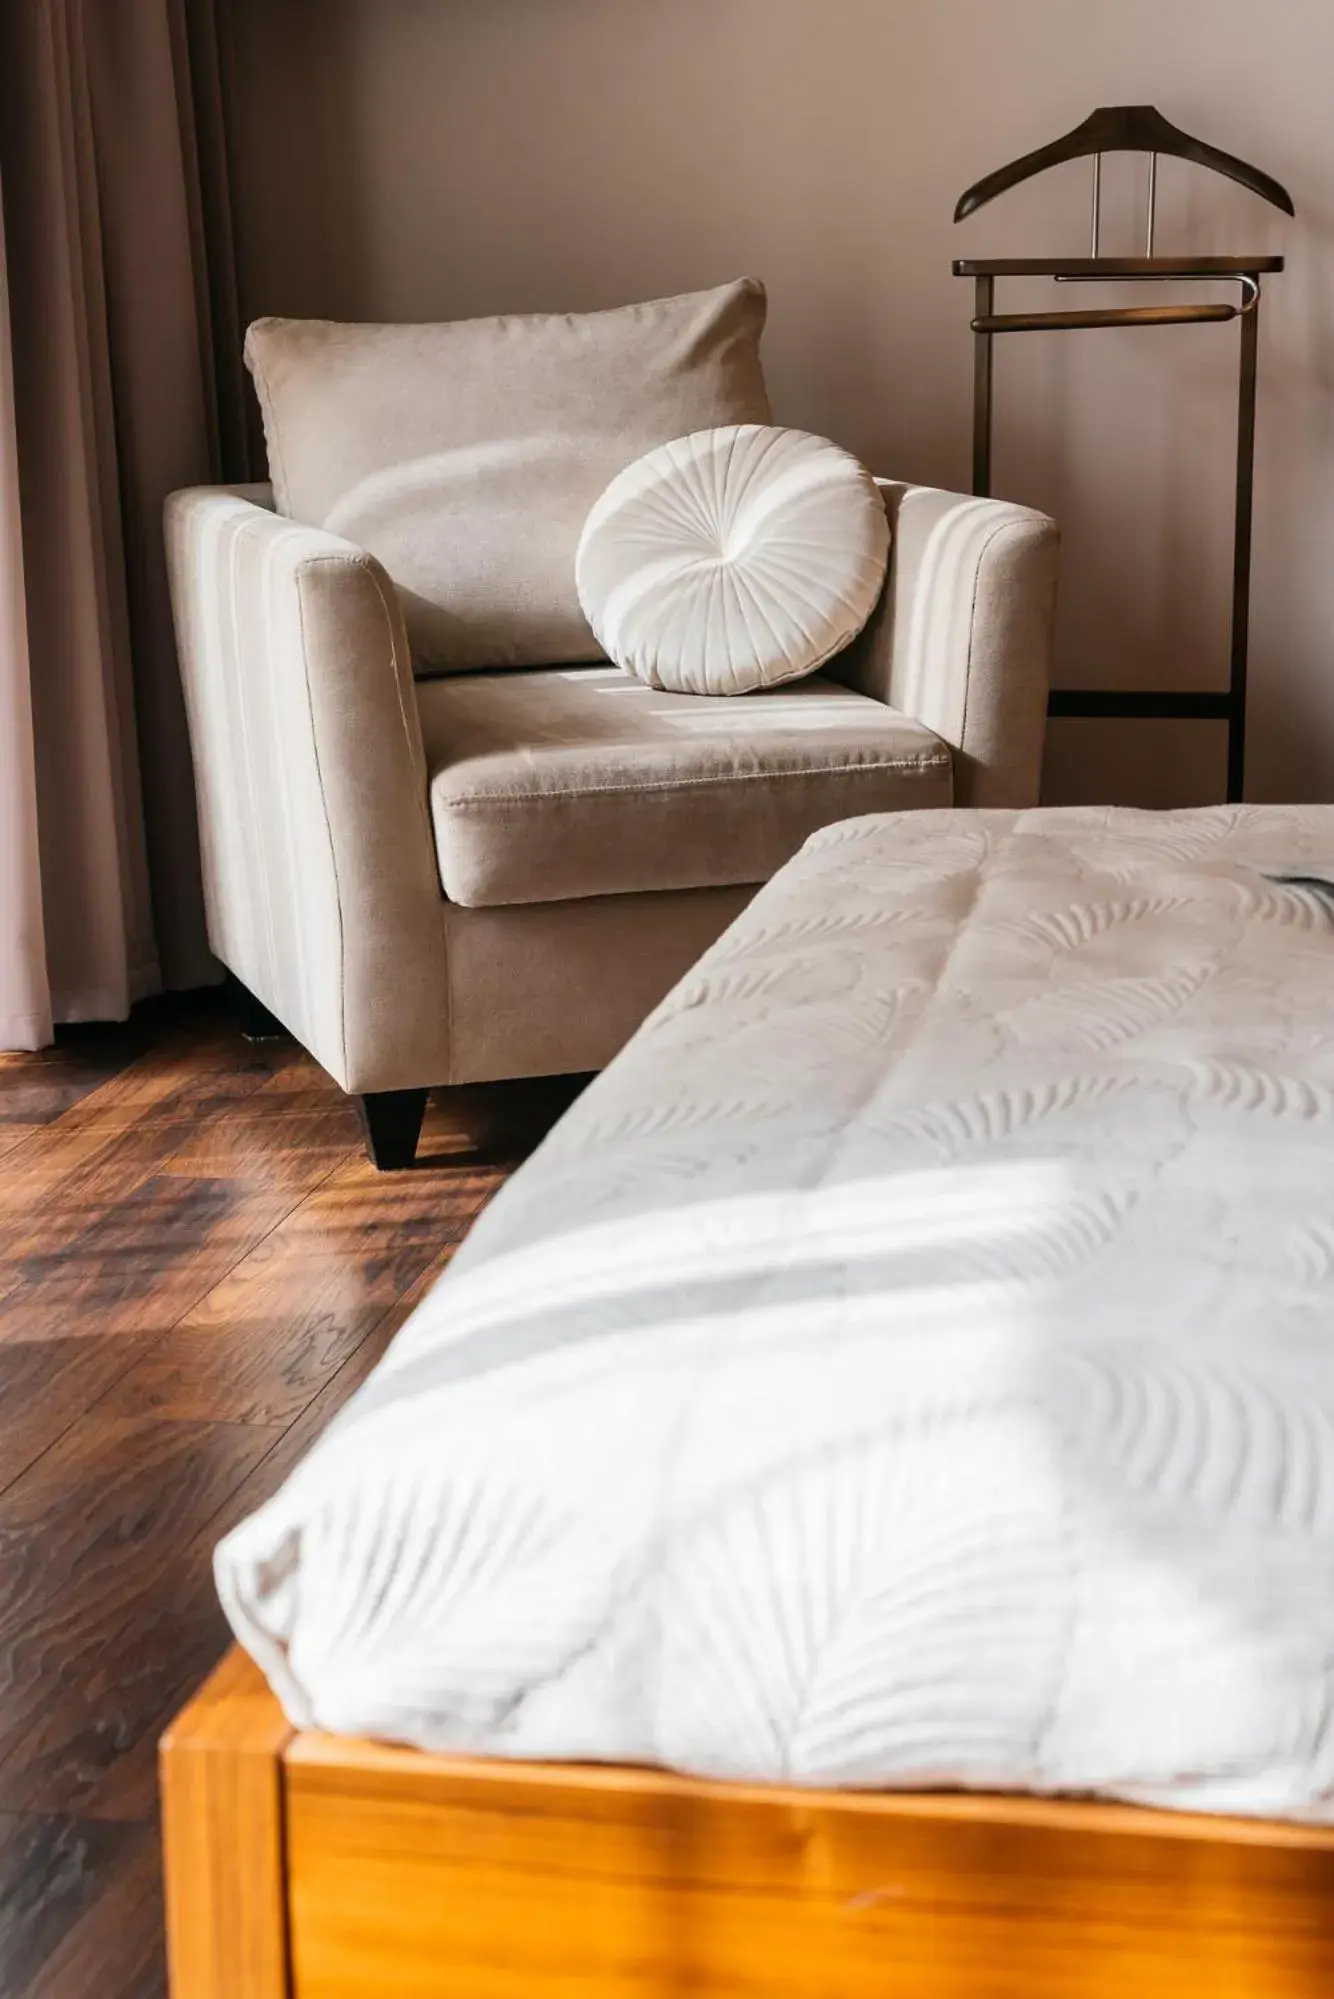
218 805 1334 1818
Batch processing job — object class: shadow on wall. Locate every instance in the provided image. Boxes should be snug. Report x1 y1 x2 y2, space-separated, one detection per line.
225 0 374 323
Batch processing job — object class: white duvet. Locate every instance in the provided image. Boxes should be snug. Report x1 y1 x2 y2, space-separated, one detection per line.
218 805 1334 1818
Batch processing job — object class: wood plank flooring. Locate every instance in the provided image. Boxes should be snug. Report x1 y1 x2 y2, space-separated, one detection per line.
0 994 579 1998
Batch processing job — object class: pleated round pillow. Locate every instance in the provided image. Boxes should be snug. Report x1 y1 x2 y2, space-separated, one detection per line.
575 425 891 695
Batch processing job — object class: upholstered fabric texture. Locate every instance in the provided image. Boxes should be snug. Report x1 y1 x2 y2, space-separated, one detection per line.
834 482 1059 809
417 666 951 907
165 479 1054 1094
440 885 756 1084
575 425 890 695
165 483 453 1095
166 487 761 1090
244 281 772 675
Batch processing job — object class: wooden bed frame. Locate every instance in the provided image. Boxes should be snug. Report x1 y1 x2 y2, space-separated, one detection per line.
161 1646 1334 1998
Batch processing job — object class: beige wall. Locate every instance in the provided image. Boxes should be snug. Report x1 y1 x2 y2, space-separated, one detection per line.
228 0 1334 804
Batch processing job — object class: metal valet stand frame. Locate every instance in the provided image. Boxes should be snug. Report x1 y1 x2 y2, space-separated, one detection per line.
954 106 1293 801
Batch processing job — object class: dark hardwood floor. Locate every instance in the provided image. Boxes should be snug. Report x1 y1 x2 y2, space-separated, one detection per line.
0 993 579 1998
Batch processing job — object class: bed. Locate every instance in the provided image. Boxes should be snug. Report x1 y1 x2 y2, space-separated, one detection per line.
161 805 1334 1996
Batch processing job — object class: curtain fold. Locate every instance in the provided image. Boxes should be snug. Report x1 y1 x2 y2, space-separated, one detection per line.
0 0 247 1048
0 201 50 1051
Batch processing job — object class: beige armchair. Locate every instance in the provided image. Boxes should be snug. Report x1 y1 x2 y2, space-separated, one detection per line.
165 479 1057 1167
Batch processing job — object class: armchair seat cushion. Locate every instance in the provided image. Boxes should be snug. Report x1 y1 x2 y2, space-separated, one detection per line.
417 667 952 908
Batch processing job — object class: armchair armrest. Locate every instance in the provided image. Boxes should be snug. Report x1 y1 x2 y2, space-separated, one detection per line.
834 482 1059 808
165 485 449 1094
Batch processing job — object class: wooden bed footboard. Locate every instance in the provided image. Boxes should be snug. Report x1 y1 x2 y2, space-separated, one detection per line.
161 1647 1334 1998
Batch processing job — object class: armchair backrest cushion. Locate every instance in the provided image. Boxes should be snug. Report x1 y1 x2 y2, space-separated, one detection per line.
245 281 771 676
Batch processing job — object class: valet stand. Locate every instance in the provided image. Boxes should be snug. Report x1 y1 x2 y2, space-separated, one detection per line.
954 107 1293 801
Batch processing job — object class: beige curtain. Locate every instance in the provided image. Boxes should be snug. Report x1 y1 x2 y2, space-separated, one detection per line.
0 0 247 1049
0 205 48 1049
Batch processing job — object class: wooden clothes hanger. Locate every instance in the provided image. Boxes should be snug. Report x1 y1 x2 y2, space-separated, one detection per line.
955 104 1294 225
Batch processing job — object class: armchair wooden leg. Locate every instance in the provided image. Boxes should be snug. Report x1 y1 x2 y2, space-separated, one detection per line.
235 981 286 1043
357 1089 429 1171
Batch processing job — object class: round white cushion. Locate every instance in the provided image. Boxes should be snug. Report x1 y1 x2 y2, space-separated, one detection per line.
575 425 891 695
